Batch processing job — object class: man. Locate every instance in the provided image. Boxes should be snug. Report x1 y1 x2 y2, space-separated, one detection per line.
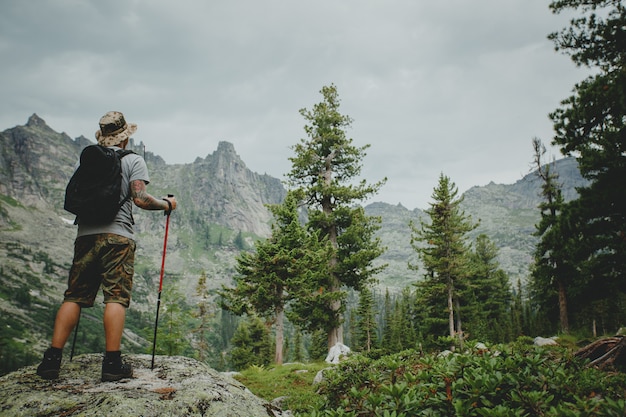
37 111 177 382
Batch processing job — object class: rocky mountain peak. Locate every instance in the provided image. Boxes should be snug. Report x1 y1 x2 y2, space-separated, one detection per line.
210 140 248 179
179 140 284 237
26 113 47 128
216 140 237 154
0 115 82 207
22 113 61 137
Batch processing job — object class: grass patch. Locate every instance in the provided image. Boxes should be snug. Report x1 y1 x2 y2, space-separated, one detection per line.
233 362 329 413
0 194 21 208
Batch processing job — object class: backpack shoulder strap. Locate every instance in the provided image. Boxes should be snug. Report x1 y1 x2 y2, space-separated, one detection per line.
116 149 137 207
116 149 136 159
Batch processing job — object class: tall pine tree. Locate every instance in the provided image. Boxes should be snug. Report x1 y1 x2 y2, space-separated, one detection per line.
287 84 387 350
410 174 477 348
464 234 512 342
547 0 626 331
354 284 377 352
192 271 214 362
220 190 331 364
529 138 577 334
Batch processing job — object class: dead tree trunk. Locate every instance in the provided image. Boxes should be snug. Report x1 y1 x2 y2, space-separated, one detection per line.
574 336 626 371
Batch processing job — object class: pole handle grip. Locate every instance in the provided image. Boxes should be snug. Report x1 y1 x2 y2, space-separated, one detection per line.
164 194 174 216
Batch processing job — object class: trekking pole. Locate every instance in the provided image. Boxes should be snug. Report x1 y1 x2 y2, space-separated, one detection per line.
151 194 174 370
69 308 82 361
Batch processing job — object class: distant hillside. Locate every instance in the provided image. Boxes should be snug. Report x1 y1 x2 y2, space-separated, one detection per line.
366 156 589 289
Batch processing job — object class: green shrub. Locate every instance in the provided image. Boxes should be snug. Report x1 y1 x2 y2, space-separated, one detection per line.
299 344 626 416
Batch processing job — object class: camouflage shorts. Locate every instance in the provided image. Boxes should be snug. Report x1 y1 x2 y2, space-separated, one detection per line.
63 233 136 308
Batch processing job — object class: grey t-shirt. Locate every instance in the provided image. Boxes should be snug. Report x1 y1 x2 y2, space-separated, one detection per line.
76 146 150 240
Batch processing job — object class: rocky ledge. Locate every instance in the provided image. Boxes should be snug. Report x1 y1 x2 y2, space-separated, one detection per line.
0 354 286 416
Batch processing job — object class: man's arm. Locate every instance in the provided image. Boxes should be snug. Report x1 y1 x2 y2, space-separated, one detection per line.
130 180 177 211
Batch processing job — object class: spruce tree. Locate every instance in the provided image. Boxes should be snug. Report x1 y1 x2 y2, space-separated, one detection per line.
381 289 394 351
220 190 330 364
287 84 387 350
547 0 626 331
219 307 238 355
529 138 577 334
234 231 245 250
410 174 477 348
389 298 404 353
309 329 329 361
293 329 304 362
355 284 377 352
192 271 213 362
229 316 271 370
203 224 212 249
158 285 192 356
397 287 417 350
510 279 525 338
464 234 513 342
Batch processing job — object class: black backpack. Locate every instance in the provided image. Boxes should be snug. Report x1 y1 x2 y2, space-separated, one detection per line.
64 145 135 225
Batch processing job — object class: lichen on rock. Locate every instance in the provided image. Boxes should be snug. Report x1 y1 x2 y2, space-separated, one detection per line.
0 354 284 416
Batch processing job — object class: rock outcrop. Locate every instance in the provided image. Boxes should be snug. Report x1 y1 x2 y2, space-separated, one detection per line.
181 140 285 237
0 354 286 416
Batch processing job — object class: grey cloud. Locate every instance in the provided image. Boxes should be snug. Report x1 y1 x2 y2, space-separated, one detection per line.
0 0 587 209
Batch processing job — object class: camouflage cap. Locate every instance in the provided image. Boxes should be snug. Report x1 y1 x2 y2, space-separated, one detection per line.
95 111 138 147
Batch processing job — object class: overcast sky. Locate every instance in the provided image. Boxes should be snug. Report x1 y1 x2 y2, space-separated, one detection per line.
0 0 589 209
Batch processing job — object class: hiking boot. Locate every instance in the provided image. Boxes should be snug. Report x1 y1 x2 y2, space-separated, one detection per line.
37 348 62 380
101 353 133 382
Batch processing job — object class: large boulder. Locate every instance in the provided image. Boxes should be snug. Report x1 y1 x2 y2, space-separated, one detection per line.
0 354 285 416
325 343 351 364
534 336 558 347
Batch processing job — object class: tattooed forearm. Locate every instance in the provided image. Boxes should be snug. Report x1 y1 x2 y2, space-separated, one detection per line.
130 180 168 210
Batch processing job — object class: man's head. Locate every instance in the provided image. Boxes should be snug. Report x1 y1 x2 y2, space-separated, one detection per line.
95 111 137 147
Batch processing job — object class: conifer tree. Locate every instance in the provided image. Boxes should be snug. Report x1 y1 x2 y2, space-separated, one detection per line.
529 138 576 334
293 329 304 362
158 285 192 356
220 190 330 365
193 271 213 362
287 84 387 350
234 231 246 250
547 0 626 331
229 315 271 370
354 284 377 352
396 287 418 351
410 174 477 348
388 298 404 353
203 224 212 249
308 330 329 361
510 279 525 338
381 289 394 351
464 234 512 342
413 274 448 349
346 309 357 349
219 307 238 354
